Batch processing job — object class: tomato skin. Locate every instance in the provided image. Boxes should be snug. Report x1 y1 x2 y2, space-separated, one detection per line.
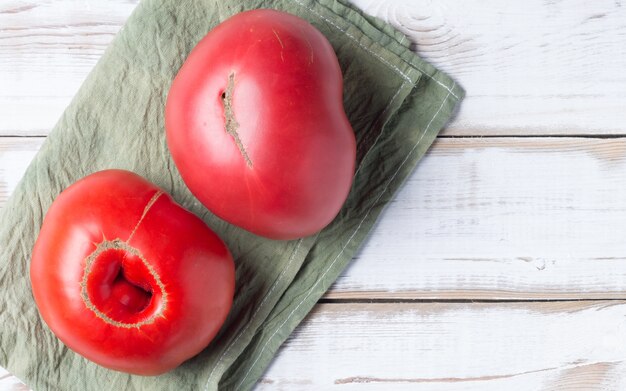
30 170 235 375
166 9 356 240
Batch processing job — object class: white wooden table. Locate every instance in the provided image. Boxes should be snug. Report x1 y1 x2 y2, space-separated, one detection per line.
2 1 626 389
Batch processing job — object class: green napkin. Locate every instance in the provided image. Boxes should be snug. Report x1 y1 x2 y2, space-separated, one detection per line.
0 0 463 389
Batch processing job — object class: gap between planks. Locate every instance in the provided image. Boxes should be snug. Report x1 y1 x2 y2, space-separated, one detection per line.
5 134 626 139
10 133 626 146
318 297 626 304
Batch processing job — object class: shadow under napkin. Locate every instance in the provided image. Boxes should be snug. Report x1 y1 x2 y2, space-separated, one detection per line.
0 0 463 390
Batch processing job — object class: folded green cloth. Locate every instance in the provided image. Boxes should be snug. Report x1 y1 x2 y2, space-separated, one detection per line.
0 0 463 389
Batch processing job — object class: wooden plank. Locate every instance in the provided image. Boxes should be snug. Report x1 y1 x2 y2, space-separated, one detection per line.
2 0 625 136
2 136 626 299
5 301 626 390
351 0 626 136
0 0 137 136
258 301 626 390
0 138 43 203
332 136 626 299
0 367 27 391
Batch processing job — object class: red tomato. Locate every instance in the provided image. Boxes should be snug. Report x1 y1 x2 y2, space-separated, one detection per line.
30 170 235 375
166 9 356 240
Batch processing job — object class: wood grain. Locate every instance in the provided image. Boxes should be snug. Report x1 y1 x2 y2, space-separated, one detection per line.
332 136 626 299
2 0 626 136
0 0 137 136
3 137 626 299
351 0 626 136
259 301 626 390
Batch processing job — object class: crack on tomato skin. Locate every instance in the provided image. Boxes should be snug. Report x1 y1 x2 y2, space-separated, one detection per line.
127 190 163 243
80 239 167 329
221 72 253 168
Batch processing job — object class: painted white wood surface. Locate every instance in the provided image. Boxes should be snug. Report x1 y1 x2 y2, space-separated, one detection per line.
3 137 626 300
335 137 626 299
2 0 626 136
1 0 626 390
0 0 137 136
0 367 26 391
259 302 626 390
351 0 626 136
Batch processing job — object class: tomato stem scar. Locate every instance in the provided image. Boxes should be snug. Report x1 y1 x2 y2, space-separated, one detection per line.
80 239 167 329
221 72 253 168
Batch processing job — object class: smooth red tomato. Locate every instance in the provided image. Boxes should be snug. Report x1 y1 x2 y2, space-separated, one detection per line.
30 170 235 375
166 9 356 240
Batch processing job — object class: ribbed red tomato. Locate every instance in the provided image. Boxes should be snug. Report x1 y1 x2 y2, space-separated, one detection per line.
30 170 235 375
166 9 356 240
